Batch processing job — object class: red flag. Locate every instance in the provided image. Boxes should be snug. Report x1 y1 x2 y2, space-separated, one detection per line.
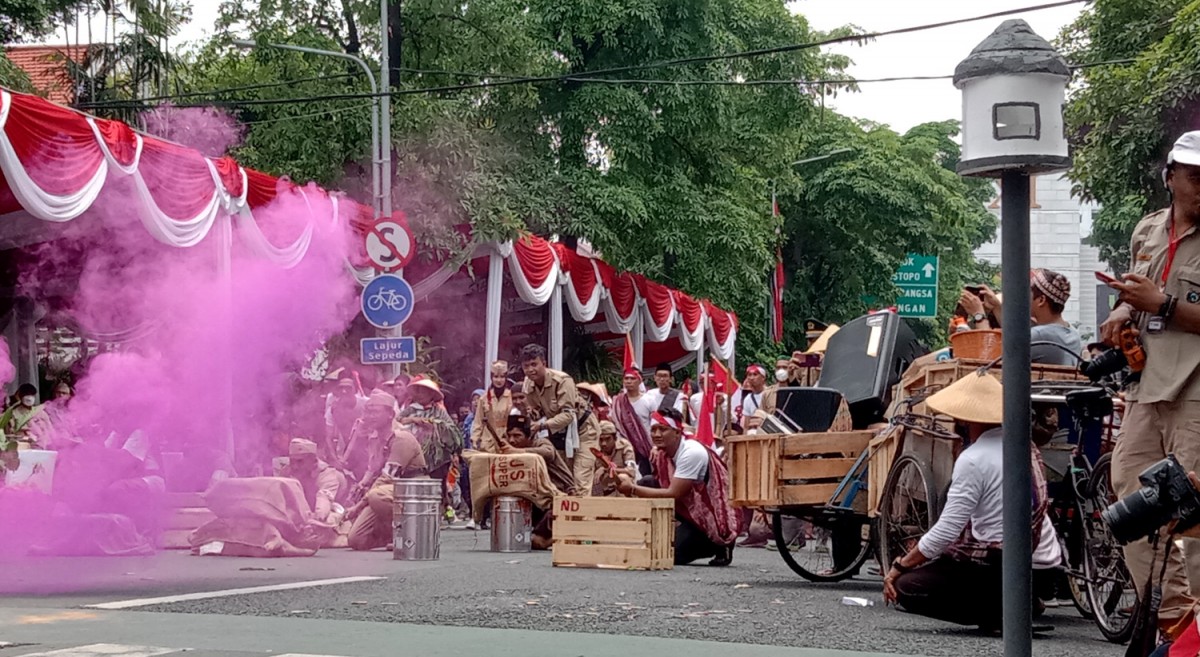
623 334 638 372
770 196 784 343
709 357 735 394
694 374 719 447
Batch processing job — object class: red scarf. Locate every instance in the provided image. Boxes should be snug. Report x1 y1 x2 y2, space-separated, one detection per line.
651 442 739 546
611 391 653 461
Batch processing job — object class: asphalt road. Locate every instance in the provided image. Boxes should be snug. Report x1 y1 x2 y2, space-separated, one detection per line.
78 531 1123 657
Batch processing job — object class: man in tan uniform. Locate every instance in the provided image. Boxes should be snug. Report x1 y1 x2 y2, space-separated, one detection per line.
1102 130 1200 637
519 343 599 494
279 438 346 524
345 392 428 551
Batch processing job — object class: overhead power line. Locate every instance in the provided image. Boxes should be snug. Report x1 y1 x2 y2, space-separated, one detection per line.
75 72 360 109
77 0 1092 109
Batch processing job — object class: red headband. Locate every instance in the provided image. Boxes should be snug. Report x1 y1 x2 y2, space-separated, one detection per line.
650 411 682 432
746 364 766 376
624 367 642 380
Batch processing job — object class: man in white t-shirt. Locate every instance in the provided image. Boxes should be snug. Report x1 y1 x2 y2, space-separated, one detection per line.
617 408 738 566
643 362 686 420
730 364 768 428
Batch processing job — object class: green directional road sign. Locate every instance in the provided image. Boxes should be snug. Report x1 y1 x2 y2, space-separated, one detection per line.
893 254 939 318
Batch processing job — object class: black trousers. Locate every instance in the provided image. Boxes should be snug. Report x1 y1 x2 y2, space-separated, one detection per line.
894 551 1053 629
637 476 726 565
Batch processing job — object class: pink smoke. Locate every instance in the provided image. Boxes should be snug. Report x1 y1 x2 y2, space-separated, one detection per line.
0 337 14 391
0 116 359 572
140 105 244 158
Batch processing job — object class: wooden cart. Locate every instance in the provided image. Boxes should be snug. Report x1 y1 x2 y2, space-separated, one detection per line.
727 357 1089 583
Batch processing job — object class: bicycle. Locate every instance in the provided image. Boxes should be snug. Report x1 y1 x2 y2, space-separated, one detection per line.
367 287 409 313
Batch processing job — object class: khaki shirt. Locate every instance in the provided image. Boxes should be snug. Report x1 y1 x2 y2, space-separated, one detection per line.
471 389 512 453
523 369 599 444
1128 209 1200 403
280 460 345 521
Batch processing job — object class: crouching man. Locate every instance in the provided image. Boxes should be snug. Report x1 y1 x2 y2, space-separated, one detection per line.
617 408 738 566
882 373 1062 632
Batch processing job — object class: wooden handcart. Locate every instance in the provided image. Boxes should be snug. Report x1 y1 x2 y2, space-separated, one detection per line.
727 357 1089 583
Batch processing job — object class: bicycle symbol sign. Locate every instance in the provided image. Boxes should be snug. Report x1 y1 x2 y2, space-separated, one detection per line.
361 273 414 328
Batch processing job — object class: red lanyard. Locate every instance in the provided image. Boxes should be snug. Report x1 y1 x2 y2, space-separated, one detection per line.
1163 218 1184 287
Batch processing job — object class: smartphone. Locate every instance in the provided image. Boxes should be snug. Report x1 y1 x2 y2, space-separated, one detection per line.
964 285 985 296
1095 271 1119 285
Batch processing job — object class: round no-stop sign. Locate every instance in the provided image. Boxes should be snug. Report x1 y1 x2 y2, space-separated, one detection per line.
365 213 414 272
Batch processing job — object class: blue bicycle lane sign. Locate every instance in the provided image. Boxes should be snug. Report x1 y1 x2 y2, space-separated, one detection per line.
361 273 414 329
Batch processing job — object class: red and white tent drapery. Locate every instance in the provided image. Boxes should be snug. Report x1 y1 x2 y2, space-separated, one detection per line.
490 234 738 367
0 88 370 267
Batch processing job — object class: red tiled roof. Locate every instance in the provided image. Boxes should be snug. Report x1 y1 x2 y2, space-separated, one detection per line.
5 45 90 104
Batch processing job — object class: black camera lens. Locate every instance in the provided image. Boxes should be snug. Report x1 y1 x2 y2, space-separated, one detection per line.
1080 347 1128 382
1102 486 1171 545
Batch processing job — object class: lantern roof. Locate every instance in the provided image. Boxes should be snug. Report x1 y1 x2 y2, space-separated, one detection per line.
953 19 1070 87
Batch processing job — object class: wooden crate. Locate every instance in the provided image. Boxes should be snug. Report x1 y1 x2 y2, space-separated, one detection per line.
728 434 780 507
727 430 872 508
894 358 1086 419
162 491 210 550
552 496 675 570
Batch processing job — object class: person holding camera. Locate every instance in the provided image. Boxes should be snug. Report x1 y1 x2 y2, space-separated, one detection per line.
1100 131 1200 640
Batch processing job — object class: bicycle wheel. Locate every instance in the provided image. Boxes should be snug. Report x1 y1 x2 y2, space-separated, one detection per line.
1084 452 1139 644
878 454 941 569
1062 466 1094 619
772 509 873 583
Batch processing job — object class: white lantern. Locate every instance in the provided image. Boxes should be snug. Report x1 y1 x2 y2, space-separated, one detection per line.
954 19 1071 178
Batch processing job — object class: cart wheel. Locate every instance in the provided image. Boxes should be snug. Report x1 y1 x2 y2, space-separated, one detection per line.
771 509 873 583
1084 453 1139 644
878 453 940 570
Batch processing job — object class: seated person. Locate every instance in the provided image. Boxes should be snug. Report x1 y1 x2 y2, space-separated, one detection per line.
279 438 347 526
883 373 1063 632
499 413 569 550
500 412 576 496
346 426 427 551
591 420 637 496
617 409 739 566
960 268 1082 365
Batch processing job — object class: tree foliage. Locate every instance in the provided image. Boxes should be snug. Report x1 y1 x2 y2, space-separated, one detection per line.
1062 0 1196 273
778 116 996 348
126 0 994 361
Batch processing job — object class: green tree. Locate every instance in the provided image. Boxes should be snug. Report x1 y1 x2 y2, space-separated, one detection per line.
778 117 996 348
1062 0 1195 273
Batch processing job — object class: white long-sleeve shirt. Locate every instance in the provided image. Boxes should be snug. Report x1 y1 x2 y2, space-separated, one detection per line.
916 428 1062 568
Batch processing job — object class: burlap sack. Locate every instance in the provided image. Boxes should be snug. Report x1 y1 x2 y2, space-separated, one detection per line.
462 450 563 522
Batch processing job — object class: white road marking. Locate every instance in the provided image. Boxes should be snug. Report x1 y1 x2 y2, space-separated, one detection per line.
85 576 386 610
274 654 357 657
9 644 176 657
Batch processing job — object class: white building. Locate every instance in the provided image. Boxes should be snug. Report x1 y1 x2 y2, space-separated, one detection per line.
974 173 1111 343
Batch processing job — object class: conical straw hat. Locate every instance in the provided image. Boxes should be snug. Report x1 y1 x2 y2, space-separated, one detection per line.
925 370 1003 425
804 324 840 354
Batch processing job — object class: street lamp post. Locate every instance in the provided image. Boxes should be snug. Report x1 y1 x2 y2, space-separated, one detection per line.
232 40 383 219
954 19 1072 657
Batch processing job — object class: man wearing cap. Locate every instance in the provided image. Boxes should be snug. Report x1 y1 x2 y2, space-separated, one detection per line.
280 438 347 525
345 427 428 551
1098 130 1200 638
592 420 638 496
882 373 1062 631
343 391 412 494
611 366 655 475
804 319 829 351
325 377 367 463
644 362 686 420
962 268 1081 366
617 408 738 565
519 343 600 494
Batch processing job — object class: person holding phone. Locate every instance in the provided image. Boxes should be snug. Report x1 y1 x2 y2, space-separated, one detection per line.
1099 131 1200 642
958 268 1081 365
